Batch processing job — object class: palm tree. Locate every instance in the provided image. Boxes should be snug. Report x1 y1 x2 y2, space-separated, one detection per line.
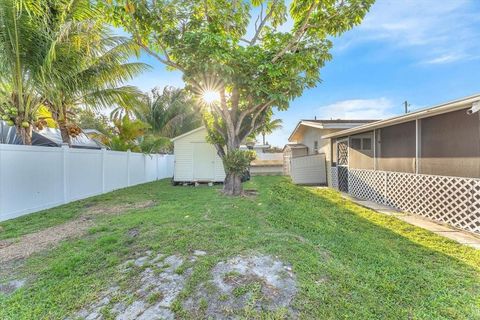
260 118 283 145
39 1 148 145
134 86 202 138
0 0 48 144
0 0 148 145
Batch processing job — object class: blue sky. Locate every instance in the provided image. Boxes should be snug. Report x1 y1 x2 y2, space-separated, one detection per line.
127 0 480 147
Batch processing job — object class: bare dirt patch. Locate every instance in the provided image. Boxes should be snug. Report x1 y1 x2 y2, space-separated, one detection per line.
71 251 194 320
83 200 157 216
0 217 92 263
0 279 26 295
184 255 298 319
0 200 157 264
70 252 297 319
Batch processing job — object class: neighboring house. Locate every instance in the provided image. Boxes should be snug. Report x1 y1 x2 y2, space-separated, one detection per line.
250 153 284 176
241 144 284 176
324 94 480 234
284 119 376 185
0 121 104 149
171 127 226 183
240 144 271 153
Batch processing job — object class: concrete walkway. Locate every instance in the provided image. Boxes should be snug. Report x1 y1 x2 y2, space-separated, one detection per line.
341 193 480 249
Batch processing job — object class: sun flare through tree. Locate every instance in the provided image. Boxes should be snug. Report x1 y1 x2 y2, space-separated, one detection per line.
103 0 375 195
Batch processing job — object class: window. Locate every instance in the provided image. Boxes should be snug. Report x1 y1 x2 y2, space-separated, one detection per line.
351 137 372 151
314 140 318 153
351 138 361 150
362 138 372 150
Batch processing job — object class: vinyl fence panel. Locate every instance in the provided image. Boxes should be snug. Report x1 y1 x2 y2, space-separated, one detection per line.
290 154 327 185
0 144 174 222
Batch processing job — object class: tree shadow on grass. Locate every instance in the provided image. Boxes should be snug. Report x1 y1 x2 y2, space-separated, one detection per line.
262 179 480 319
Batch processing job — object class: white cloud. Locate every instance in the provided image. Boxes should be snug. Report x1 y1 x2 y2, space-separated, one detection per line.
424 54 467 65
317 97 397 120
337 0 480 64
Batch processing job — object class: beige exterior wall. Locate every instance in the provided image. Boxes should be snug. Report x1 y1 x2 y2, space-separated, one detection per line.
348 132 374 170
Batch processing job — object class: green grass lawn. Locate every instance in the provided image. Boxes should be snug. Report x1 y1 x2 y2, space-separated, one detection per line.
1 176 479 319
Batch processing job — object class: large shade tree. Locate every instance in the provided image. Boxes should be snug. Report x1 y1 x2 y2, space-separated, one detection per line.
105 0 374 195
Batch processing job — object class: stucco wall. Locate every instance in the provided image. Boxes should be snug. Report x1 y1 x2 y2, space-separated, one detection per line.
348 132 374 170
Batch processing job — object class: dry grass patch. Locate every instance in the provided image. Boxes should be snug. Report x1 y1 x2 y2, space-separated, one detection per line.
0 217 93 263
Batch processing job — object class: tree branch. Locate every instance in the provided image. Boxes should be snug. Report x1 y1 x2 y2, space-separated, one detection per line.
272 1 319 62
235 98 275 136
250 0 278 45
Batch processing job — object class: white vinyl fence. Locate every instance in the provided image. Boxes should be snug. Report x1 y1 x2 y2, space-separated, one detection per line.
290 154 327 185
0 144 174 221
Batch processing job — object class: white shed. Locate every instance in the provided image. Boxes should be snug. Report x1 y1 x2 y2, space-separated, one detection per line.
171 127 226 183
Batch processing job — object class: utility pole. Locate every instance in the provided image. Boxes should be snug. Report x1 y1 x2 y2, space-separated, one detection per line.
404 101 410 113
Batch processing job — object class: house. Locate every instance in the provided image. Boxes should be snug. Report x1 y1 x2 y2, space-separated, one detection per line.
284 119 376 185
324 94 480 234
0 121 104 149
240 144 284 176
171 127 225 183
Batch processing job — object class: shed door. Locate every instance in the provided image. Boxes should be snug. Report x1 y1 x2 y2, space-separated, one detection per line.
193 143 215 181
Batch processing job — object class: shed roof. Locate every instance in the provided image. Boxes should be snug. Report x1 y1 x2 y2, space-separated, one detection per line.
322 93 480 139
170 126 206 142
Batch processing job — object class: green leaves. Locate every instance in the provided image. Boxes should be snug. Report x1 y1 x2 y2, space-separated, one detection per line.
102 0 374 183
222 149 256 174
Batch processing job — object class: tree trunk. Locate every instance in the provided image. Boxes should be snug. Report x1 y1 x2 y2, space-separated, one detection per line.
16 125 32 145
262 133 266 145
223 172 243 196
58 120 71 146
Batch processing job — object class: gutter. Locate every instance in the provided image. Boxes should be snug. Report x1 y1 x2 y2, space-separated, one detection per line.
322 94 480 139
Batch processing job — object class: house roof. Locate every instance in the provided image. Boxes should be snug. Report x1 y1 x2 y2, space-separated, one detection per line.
288 119 377 142
282 143 308 151
322 93 480 139
0 121 104 149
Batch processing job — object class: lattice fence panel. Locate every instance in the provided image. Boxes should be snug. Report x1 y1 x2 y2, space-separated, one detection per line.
385 172 419 212
412 175 474 231
331 167 338 189
470 180 480 233
348 169 387 205
343 169 480 234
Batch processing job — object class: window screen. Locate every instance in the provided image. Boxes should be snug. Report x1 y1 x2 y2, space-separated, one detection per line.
351 138 361 150
362 138 372 150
